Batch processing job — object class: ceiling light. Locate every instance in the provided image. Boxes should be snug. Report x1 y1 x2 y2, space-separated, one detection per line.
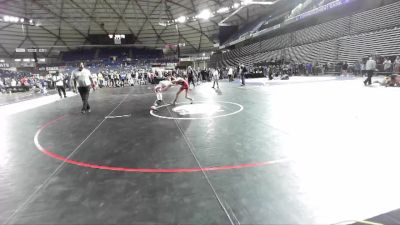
3 16 9 22
196 9 213 20
242 0 253 5
175 16 187 24
108 34 114 39
251 1 275 5
217 7 230 14
233 3 240 8
20 18 24 23
14 59 21 62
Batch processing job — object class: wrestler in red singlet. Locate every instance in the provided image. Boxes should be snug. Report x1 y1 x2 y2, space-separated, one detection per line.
172 78 193 105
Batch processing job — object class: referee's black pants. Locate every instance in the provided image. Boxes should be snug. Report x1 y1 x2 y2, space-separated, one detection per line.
78 86 91 111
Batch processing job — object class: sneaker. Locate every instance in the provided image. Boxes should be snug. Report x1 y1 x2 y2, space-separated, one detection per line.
87 109 91 113
81 110 86 114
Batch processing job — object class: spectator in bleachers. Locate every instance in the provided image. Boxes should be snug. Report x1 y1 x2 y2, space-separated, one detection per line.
383 58 392 73
364 57 376 86
394 56 400 74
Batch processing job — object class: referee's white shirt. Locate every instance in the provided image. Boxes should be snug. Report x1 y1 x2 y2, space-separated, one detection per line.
72 68 91 87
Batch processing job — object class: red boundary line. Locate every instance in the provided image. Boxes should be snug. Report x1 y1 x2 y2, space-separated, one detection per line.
34 115 290 173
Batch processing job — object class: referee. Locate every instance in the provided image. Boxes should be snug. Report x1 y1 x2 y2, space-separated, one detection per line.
72 62 93 114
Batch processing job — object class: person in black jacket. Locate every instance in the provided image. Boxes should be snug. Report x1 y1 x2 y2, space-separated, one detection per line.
240 64 247 86
187 66 195 88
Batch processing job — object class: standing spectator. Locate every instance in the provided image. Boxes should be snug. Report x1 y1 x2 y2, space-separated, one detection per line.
354 61 361 76
212 68 220 89
394 56 400 75
98 72 104 88
306 63 312 76
383 57 392 73
53 71 66 98
91 73 98 90
227 67 233 82
342 61 348 76
64 73 71 91
364 57 376 86
196 68 202 84
240 64 247 86
108 73 114 87
10 78 16 86
120 72 126 87
361 60 366 77
313 61 319 76
322 63 328 75
72 62 94 114
187 66 196 88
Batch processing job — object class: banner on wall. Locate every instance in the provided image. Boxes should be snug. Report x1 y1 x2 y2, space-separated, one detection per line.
0 63 10 68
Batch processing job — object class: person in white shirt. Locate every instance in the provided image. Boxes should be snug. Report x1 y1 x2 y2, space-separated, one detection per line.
91 73 98 91
212 68 219 89
227 67 233 82
383 58 392 72
10 78 16 87
72 62 94 114
152 76 174 110
97 72 104 88
53 71 66 98
393 56 400 74
364 57 376 86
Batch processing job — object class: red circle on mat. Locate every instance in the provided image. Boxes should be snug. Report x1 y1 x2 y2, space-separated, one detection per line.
34 115 289 173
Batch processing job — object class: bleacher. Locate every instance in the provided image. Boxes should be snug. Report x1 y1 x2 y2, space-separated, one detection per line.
350 2 400 35
62 49 96 61
61 47 163 62
292 17 349 46
339 28 400 63
211 1 400 68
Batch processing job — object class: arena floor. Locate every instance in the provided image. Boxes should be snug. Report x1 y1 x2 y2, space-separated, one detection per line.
1 77 400 225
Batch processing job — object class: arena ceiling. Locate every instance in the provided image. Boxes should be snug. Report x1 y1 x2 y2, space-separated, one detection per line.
0 0 291 58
